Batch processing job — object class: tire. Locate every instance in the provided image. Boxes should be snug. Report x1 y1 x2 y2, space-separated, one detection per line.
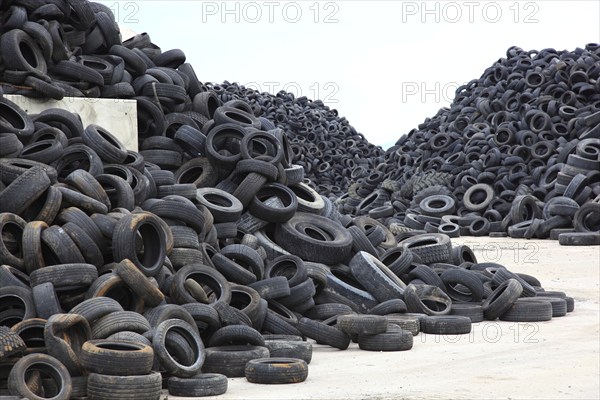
264 255 308 288
0 326 26 359
80 339 154 376
491 267 537 297
358 329 413 351
61 222 104 267
274 213 352 265
245 358 308 384
170 264 232 305
86 371 161 400
81 124 128 164
167 374 228 397
202 345 270 378
196 188 243 223
248 183 298 223
419 195 456 217
379 246 414 277
385 314 420 336
337 314 388 336
112 212 167 277
499 299 553 322
248 277 291 300
32 282 62 320
7 354 72 400
404 284 452 316
558 232 600 246
440 269 484 302
450 303 484 323
0 166 51 216
115 259 164 307
369 299 407 315
349 251 406 303
420 316 472 334
29 264 97 292
463 184 494 211
208 325 265 347
69 297 124 324
91 311 150 339
399 233 451 264
263 340 313 364
153 319 205 378
482 279 523 320
297 317 350 350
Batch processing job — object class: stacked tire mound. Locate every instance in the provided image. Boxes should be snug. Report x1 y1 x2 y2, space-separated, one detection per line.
0 0 384 198
201 81 386 197
337 44 600 245
0 95 575 399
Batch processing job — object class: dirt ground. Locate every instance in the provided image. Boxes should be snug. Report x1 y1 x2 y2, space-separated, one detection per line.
166 237 600 400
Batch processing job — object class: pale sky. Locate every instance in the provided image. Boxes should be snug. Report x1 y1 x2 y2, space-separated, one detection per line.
103 0 600 149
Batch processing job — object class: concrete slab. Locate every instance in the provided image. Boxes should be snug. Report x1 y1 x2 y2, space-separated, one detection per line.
5 94 138 151
166 238 600 400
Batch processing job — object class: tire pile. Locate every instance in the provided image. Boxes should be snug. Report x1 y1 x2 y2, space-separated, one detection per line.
0 1 588 399
335 45 600 246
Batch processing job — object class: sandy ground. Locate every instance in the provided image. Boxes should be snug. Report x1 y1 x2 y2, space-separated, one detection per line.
165 238 600 400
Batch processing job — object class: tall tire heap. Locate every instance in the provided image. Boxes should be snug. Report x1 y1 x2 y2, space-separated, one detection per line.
336 44 600 243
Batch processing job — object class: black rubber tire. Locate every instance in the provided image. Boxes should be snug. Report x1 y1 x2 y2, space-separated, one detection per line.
399 233 451 264
245 358 308 384
297 317 350 350
274 212 352 265
482 279 523 320
202 345 270 378
450 303 484 323
440 268 484 302
404 284 452 316
90 311 151 339
337 314 388 336
0 166 51 216
208 325 265 347
170 264 232 305
499 299 553 322
80 339 154 376
349 251 406 303
420 315 472 334
152 318 205 378
81 124 128 164
249 183 298 223
463 184 494 211
264 255 308 288
69 297 124 324
358 329 414 351
168 374 228 397
369 299 408 315
29 263 97 291
558 232 600 246
112 212 167 277
248 277 291 300
31 282 62 320
7 353 72 400
86 371 162 400
263 340 313 364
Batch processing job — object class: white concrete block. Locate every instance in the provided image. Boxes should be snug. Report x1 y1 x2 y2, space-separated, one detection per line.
5 95 138 151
